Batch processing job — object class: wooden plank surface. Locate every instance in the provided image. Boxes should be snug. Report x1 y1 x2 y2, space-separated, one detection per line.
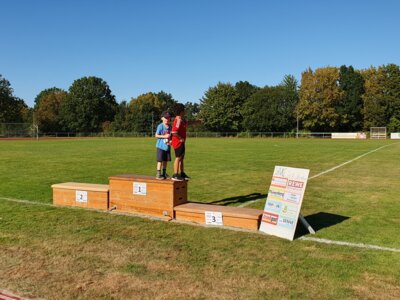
51 182 109 192
109 174 177 185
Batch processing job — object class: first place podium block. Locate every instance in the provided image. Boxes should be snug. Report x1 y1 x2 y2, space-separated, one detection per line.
109 174 187 218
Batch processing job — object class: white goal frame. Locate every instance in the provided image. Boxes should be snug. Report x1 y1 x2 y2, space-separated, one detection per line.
0 123 39 139
370 127 387 139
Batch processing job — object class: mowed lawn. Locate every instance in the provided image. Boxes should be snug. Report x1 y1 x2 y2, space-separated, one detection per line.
0 138 399 299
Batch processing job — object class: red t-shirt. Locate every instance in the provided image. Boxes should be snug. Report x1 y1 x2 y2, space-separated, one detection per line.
171 117 187 149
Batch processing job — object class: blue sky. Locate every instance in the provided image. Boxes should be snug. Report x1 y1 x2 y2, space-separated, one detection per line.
1 0 400 107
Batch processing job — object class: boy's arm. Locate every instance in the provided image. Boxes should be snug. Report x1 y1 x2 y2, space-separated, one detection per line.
155 126 170 139
171 132 185 142
171 118 185 142
155 133 169 138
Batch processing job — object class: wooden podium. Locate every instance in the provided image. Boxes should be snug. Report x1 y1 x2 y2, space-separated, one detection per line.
109 174 187 218
52 182 109 210
174 203 263 230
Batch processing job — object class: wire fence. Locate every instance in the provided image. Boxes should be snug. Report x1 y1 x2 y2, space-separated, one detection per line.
6 131 334 139
1 123 373 139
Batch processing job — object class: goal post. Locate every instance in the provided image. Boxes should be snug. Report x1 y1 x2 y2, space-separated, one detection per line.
370 127 387 139
0 123 39 139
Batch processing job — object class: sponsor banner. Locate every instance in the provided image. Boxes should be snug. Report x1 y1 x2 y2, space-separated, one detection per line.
278 216 296 230
262 212 279 225
265 199 283 214
283 192 301 204
271 176 288 188
260 166 310 240
390 133 400 139
332 132 367 139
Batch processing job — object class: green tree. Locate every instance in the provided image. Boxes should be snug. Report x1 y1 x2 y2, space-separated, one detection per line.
362 66 388 129
34 87 64 109
362 64 400 130
382 64 400 122
61 76 118 132
110 101 130 131
127 93 164 132
0 74 29 123
280 74 298 93
184 102 200 122
242 86 297 132
34 88 68 132
235 81 259 103
338 65 365 131
297 67 346 131
156 91 177 114
388 117 400 133
199 82 241 132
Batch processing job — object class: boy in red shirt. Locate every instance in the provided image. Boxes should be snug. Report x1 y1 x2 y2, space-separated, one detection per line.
171 103 190 181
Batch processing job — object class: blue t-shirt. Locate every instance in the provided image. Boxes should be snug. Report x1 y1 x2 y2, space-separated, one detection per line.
155 123 172 151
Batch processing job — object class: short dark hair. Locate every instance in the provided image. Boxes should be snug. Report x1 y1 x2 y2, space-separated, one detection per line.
173 103 185 116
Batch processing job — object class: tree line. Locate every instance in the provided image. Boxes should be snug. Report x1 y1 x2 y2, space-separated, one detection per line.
1 63 400 134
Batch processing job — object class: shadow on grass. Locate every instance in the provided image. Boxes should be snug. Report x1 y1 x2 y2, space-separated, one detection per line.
295 212 350 239
208 193 267 206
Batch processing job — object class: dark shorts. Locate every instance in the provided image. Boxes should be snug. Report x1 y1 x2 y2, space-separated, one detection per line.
157 148 171 162
174 143 185 157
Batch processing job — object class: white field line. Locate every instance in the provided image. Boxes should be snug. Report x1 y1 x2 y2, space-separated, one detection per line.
1 196 400 253
0 197 53 207
239 143 399 208
300 237 400 253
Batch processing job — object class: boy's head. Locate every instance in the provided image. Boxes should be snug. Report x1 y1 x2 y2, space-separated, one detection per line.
173 103 185 117
161 111 171 124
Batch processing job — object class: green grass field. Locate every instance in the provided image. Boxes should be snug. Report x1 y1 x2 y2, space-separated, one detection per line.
0 138 399 299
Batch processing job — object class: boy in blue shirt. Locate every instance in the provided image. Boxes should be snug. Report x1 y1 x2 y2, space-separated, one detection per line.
155 111 172 180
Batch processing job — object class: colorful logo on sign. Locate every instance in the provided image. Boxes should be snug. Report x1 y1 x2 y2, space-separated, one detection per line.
268 189 285 200
265 199 283 213
278 216 296 229
283 192 301 204
280 204 297 218
287 180 304 189
271 176 288 188
262 212 279 225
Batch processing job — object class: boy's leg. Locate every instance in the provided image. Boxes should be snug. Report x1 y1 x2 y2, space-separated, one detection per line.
179 144 190 180
156 161 164 179
162 161 168 178
172 144 185 181
180 156 184 173
174 156 181 174
156 148 164 179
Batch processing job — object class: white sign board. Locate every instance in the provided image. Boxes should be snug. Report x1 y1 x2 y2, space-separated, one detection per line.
390 133 400 139
205 211 223 226
76 190 88 203
332 132 366 139
133 182 147 196
259 166 310 240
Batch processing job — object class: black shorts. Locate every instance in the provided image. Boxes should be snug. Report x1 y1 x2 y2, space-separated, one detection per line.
174 143 185 157
156 148 171 162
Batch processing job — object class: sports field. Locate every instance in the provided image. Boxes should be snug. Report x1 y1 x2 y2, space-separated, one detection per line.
0 138 399 299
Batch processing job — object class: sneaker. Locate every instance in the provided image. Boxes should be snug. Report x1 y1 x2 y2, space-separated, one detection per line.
181 172 191 180
156 173 165 180
171 173 184 181
164 173 170 179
